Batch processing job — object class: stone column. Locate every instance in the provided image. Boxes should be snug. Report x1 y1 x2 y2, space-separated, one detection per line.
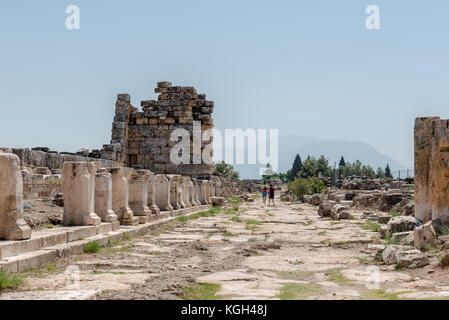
128 169 152 223
198 180 207 205
182 176 192 207
0 153 32 240
147 172 160 215
415 117 440 223
155 174 173 211
62 162 101 226
94 171 118 222
167 175 181 210
429 119 449 224
109 167 139 225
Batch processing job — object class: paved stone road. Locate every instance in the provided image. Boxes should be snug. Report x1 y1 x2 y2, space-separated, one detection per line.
2 198 449 300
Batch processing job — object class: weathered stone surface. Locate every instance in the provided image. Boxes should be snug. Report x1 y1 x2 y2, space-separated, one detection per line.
109 168 138 226
128 170 152 221
0 153 32 240
318 201 335 217
413 221 437 250
440 252 449 268
303 194 323 206
330 204 349 220
211 197 226 206
415 117 449 224
94 172 118 223
382 245 430 269
387 216 419 237
155 174 173 211
147 172 160 215
62 162 101 226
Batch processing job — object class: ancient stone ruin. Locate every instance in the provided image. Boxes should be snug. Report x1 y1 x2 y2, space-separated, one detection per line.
0 82 237 273
414 117 449 225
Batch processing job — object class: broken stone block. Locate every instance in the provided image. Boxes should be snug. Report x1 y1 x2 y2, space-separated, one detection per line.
318 201 335 217
330 204 349 220
303 194 323 206
379 225 387 239
109 168 138 226
94 171 118 223
0 153 32 240
382 245 430 269
211 197 226 206
128 169 152 223
386 216 419 237
155 174 173 211
391 231 412 243
62 162 101 226
413 221 437 250
440 252 449 268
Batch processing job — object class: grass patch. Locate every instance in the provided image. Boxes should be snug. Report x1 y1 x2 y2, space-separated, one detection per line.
362 221 380 232
176 207 222 223
276 270 314 281
325 268 352 284
318 231 327 236
389 209 400 217
222 231 234 237
123 233 132 241
230 216 242 223
362 288 409 300
84 241 101 253
0 270 23 290
182 283 224 300
147 251 163 255
248 238 257 242
278 282 323 300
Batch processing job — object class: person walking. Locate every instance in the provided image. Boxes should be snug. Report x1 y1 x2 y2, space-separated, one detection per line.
262 183 268 205
268 184 275 206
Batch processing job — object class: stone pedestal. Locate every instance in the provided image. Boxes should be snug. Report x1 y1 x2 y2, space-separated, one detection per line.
62 162 101 226
181 177 192 207
109 167 139 225
204 180 212 204
0 153 32 240
147 172 160 215
94 171 118 222
167 175 181 210
198 180 207 205
129 169 152 224
155 174 173 211
193 179 201 206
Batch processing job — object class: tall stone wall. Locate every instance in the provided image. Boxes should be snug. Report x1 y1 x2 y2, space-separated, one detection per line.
414 117 449 224
102 81 214 177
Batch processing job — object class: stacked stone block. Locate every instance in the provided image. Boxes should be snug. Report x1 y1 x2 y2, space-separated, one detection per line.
102 82 214 177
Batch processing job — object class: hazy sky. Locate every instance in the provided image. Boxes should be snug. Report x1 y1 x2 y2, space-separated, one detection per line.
1 0 449 168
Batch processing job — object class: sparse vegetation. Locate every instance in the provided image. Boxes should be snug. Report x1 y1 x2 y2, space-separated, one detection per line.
84 241 101 253
278 282 323 300
182 282 224 300
362 221 380 232
0 270 23 290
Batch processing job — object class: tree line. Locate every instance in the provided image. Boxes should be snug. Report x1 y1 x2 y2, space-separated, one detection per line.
263 154 393 182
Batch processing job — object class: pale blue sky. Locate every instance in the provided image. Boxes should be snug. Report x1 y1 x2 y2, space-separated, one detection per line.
1 0 449 168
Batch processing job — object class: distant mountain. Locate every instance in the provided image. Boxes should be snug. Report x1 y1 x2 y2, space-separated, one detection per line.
228 135 409 179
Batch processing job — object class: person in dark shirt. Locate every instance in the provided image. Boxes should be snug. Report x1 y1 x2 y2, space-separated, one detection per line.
268 184 275 206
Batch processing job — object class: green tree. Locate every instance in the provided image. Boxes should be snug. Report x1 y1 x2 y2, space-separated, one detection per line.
213 161 239 180
287 154 303 181
376 167 385 178
339 156 346 167
385 164 392 178
298 156 318 178
288 177 326 200
316 155 331 177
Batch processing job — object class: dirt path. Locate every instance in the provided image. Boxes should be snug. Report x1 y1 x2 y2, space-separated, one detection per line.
2 198 449 300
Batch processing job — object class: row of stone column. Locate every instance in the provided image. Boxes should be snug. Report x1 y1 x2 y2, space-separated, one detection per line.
61 162 213 227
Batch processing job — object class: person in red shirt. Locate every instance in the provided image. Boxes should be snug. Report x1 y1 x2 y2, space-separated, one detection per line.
261 183 268 205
